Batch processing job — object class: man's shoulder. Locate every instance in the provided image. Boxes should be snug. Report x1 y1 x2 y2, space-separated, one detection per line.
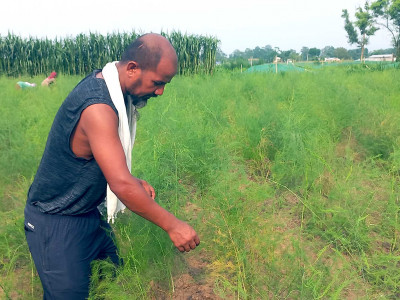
73 70 106 94
65 71 111 103
57 70 117 119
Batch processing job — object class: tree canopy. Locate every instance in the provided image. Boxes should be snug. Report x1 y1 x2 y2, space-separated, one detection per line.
370 0 400 61
342 2 379 61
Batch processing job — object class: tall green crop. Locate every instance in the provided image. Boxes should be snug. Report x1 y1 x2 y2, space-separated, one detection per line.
0 31 219 77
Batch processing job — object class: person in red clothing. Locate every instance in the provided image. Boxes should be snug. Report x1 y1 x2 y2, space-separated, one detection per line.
41 71 57 86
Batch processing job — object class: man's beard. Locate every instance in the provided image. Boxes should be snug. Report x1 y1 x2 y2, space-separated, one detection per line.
129 93 158 109
126 78 151 109
130 96 148 109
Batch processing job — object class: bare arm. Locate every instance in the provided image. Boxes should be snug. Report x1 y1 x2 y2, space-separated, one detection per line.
80 104 199 252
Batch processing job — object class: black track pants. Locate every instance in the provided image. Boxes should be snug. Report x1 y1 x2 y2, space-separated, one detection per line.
24 204 121 300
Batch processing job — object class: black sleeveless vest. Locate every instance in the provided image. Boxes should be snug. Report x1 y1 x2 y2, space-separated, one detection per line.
27 70 118 215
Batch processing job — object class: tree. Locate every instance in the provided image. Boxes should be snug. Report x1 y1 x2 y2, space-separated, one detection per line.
279 49 299 62
370 0 400 61
348 47 370 60
253 46 263 58
321 46 335 58
262 45 278 63
216 47 227 63
289 51 301 62
342 2 379 62
308 47 321 60
369 47 396 55
301 47 309 61
230 49 244 59
334 47 352 59
244 48 254 59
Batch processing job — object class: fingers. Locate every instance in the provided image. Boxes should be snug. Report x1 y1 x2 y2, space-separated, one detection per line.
168 220 200 253
149 185 156 199
139 179 156 199
194 235 200 246
189 240 197 250
176 236 201 253
146 186 153 198
178 244 194 253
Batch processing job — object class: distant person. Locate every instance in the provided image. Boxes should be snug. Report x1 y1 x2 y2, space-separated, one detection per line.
41 71 57 86
15 81 36 89
24 33 199 299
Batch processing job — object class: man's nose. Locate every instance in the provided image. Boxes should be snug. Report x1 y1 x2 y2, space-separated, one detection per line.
155 86 165 96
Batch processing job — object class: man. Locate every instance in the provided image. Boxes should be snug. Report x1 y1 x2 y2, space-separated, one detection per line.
24 33 200 299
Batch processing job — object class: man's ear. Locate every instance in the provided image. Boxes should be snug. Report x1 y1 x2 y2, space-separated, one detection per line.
126 61 140 77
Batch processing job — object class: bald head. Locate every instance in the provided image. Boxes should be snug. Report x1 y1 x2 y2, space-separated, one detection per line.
120 33 178 71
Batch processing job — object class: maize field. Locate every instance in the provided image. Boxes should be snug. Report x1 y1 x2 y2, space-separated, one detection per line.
0 31 219 76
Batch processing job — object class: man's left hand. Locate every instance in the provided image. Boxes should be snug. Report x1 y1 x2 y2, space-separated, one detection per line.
139 179 156 199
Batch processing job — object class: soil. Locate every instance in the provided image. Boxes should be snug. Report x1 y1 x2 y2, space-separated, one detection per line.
150 250 222 300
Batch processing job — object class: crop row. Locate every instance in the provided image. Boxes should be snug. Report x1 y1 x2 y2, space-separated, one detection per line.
0 31 219 76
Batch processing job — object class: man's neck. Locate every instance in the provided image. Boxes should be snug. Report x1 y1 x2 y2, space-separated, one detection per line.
98 66 127 101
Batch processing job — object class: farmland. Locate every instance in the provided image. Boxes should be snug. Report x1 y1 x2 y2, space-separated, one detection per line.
1 64 400 299
0 32 218 77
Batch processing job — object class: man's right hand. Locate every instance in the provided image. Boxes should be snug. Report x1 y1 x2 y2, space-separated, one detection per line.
167 219 200 252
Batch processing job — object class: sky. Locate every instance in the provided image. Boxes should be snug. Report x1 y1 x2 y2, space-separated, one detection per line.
0 0 394 55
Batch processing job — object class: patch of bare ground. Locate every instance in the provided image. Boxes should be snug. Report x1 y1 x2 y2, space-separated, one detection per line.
0 266 42 299
314 170 336 197
0 185 25 213
0 286 4 299
183 202 201 222
361 178 392 227
369 231 398 254
271 192 302 231
336 127 365 162
245 158 272 184
149 198 221 300
150 250 222 300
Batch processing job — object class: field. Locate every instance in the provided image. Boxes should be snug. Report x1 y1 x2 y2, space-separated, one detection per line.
1 64 400 299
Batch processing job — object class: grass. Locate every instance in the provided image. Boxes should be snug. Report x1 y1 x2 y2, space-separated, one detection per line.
1 65 400 299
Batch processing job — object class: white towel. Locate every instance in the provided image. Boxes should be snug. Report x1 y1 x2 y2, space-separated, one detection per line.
102 61 137 223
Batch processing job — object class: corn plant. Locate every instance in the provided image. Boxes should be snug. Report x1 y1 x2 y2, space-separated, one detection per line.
0 31 219 77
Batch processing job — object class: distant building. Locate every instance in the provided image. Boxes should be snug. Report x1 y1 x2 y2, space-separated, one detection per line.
365 54 395 62
248 57 259 66
325 57 340 62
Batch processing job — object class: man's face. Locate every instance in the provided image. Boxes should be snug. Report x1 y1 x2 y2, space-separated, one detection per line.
126 58 177 108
